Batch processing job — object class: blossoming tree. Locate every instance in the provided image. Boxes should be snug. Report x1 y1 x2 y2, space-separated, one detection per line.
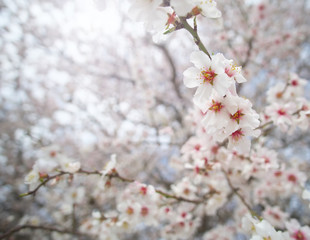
0 0 310 239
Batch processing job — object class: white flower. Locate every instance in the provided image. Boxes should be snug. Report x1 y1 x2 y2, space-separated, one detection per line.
171 177 198 199
59 156 81 173
170 0 221 18
228 127 260 154
266 82 287 104
265 102 296 132
24 169 40 191
285 219 310 240
170 0 195 16
262 206 288 229
200 92 230 131
101 154 117 176
183 51 233 110
196 0 222 18
241 213 260 234
62 161 81 173
242 214 290 240
129 0 168 32
224 95 260 136
117 200 141 225
33 158 58 174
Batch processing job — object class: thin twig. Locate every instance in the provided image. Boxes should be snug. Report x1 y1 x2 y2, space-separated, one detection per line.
21 168 207 205
0 224 87 240
180 17 212 60
222 169 253 213
155 189 203 204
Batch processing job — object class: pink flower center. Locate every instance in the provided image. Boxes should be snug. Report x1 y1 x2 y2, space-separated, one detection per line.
209 100 223 112
288 174 297 183
194 144 201 151
293 230 306 240
230 110 244 124
225 67 234 78
105 181 112 188
276 92 283 99
179 221 185 227
231 129 244 141
50 151 57 157
268 210 281 220
183 188 190 195
201 67 217 85
274 171 282 177
141 207 149 216
277 109 286 116
291 80 298 86
126 207 134 215
140 186 147 195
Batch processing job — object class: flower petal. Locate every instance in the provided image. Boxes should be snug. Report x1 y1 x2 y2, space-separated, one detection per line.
190 51 211 69
183 67 201 88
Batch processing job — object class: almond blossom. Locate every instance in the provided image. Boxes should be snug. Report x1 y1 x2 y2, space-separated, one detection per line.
170 0 221 18
285 219 310 240
183 51 233 110
227 127 260 154
265 102 296 132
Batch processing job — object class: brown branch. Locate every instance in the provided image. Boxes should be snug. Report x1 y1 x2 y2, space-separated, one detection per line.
21 168 205 205
20 172 67 197
222 169 254 214
155 189 203 204
0 224 87 240
179 17 212 60
154 44 183 101
241 37 254 68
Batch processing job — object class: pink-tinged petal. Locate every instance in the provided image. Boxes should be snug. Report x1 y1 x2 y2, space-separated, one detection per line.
183 67 201 88
193 85 213 111
190 51 211 68
228 135 250 154
226 122 238 136
235 74 246 83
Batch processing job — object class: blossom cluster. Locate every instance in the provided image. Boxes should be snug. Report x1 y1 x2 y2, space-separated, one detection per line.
263 73 309 132
18 1 310 240
24 145 80 191
129 0 221 41
183 51 260 154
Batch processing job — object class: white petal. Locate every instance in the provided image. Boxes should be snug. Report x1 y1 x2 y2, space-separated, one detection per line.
235 74 247 83
183 67 201 88
193 85 213 110
190 51 211 68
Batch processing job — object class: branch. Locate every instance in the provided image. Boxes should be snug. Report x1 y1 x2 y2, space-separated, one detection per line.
154 44 183 101
241 37 254 68
180 17 212 60
21 168 207 204
222 169 255 214
155 189 203 204
20 172 67 197
0 224 87 240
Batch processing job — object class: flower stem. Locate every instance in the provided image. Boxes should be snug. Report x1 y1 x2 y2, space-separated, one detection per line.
180 17 212 60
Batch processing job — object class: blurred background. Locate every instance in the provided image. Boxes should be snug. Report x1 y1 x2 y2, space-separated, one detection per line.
0 0 310 239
